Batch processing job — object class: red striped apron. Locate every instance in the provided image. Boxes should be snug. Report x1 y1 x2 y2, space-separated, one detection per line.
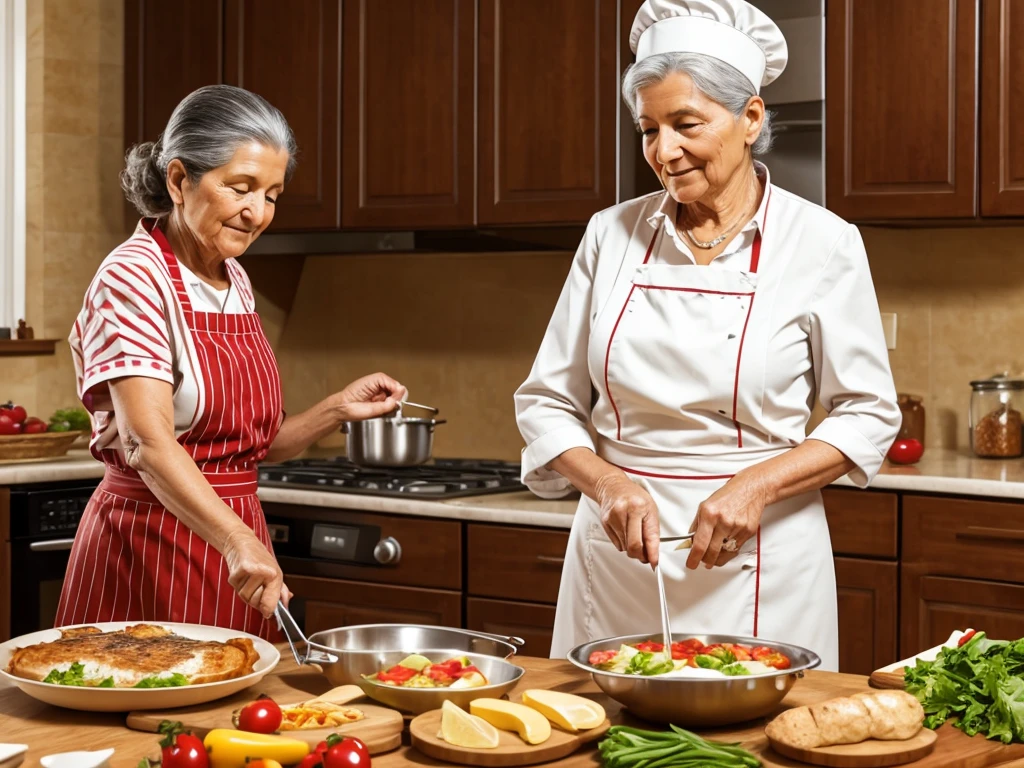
56 224 283 640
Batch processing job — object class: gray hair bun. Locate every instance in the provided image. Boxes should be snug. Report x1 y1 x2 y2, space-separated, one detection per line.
120 85 298 219
121 140 173 218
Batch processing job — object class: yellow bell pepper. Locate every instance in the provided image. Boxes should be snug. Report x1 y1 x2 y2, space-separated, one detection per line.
203 729 309 768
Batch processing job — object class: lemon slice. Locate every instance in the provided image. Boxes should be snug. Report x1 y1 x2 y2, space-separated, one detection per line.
439 700 500 749
520 689 606 731
469 699 552 745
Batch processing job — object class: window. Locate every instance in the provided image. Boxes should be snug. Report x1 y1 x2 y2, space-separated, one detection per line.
0 0 26 332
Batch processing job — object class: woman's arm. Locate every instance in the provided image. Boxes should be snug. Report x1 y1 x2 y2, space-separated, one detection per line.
263 373 407 463
109 376 284 618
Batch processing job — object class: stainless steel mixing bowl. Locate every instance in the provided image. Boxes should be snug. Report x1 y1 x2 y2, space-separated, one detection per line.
568 632 821 727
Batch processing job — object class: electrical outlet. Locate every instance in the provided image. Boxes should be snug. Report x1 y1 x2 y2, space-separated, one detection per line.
881 313 897 350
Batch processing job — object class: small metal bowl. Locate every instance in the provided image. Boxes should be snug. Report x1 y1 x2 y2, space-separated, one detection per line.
568 632 821 727
354 649 525 714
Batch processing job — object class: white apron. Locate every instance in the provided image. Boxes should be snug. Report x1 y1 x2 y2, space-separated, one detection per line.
549 204 840 671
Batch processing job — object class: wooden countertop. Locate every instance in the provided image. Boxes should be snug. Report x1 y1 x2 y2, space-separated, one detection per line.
3 651 1024 768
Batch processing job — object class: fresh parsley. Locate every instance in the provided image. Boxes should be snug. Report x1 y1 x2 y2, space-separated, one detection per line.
42 663 114 688
133 674 189 689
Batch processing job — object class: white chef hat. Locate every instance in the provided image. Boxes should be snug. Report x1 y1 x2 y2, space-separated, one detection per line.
629 0 788 93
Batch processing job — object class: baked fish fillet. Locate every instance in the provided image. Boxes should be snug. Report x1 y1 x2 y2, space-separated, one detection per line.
5 624 259 687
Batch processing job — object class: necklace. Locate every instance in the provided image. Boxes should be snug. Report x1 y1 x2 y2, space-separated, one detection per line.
684 218 742 249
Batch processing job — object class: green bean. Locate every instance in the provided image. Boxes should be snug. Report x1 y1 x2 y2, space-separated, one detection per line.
597 724 761 768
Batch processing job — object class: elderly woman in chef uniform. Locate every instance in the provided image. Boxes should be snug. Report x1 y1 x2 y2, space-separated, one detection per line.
515 0 900 671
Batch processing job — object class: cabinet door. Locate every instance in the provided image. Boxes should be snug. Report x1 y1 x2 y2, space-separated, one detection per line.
286 575 461 636
835 558 898 675
478 0 618 224
341 0 474 229
825 0 978 220
467 598 557 659
124 1 223 164
224 0 341 230
467 525 568 604
901 575 1024 657
981 0 1024 215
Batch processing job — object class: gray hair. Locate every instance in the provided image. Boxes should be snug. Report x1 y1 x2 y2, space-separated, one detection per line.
121 85 298 218
622 53 774 157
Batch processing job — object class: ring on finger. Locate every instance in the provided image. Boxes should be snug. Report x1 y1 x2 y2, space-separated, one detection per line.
722 536 739 553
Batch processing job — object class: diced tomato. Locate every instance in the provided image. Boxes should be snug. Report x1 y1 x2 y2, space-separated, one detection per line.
725 643 752 661
588 650 618 666
634 641 664 653
669 638 704 660
426 665 456 685
758 652 791 670
460 665 481 676
377 664 417 684
957 629 978 647
750 646 775 661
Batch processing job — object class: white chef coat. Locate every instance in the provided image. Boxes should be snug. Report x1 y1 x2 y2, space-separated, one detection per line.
515 164 900 669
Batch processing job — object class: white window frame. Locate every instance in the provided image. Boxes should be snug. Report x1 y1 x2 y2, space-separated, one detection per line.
0 0 26 332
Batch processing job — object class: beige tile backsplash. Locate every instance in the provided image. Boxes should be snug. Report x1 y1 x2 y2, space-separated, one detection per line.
9 0 1022 460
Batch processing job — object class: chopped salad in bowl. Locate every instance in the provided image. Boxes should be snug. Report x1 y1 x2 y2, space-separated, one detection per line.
587 638 792 678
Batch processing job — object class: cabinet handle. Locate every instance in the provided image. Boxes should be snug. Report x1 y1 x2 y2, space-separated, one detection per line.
30 538 76 552
956 526 1024 544
536 555 565 565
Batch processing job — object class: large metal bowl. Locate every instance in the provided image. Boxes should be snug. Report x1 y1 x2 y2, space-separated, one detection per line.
568 632 821 727
353 649 525 714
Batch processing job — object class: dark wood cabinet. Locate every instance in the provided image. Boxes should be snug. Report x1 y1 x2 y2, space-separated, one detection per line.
981 0 1024 216
822 489 898 559
467 598 557 659
124 1 223 162
286 574 462 636
835 558 898 675
224 0 342 230
825 0 978 220
477 0 618 224
466 525 568 604
341 0 475 229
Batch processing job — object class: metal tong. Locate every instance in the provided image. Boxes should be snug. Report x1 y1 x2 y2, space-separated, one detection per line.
275 600 336 667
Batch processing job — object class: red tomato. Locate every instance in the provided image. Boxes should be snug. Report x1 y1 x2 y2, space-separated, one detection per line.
237 695 283 733
376 664 417 684
23 417 47 434
725 643 752 661
1 402 27 424
751 648 791 670
323 736 371 768
426 666 455 685
460 665 481 676
296 756 323 768
887 439 924 465
158 724 208 768
0 413 18 435
634 641 664 653
957 629 978 647
669 638 704 660
588 650 618 666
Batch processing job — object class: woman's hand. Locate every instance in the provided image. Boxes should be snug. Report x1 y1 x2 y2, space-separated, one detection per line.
594 472 662 567
686 470 769 570
333 372 408 422
223 529 285 618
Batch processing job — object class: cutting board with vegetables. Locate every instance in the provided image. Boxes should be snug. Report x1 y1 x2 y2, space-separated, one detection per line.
126 683 403 754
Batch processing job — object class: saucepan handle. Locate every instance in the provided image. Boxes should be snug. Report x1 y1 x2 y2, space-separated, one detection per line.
274 601 336 666
460 628 526 652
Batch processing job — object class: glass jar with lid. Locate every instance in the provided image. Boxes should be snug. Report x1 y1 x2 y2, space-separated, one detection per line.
969 375 1024 458
897 393 926 446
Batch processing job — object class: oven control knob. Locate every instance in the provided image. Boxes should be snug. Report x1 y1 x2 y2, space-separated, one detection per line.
373 537 402 565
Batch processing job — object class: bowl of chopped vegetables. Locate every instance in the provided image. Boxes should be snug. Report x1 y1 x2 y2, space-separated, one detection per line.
568 633 821 727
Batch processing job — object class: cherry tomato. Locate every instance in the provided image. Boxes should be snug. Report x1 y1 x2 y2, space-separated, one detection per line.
23 417 47 434
588 650 618 666
158 722 209 768
1 402 27 424
323 736 371 768
887 438 924 465
957 628 978 647
237 695 283 734
0 413 18 435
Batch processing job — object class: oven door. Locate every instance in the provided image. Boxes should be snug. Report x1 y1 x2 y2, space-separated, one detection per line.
10 535 75 637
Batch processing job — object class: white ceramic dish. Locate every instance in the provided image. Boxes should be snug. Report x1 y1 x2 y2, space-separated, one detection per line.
39 748 114 768
0 621 279 712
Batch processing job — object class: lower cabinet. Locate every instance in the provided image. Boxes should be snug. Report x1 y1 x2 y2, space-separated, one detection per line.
834 557 898 675
466 597 557 658
286 574 462 635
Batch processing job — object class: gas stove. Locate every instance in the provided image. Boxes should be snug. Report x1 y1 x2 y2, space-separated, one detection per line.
257 457 525 499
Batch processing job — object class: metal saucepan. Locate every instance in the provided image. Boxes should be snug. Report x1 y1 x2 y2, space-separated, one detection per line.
341 401 446 467
568 632 821 727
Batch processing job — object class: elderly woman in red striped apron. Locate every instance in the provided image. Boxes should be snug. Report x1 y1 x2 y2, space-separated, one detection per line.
57 85 406 639
515 0 901 671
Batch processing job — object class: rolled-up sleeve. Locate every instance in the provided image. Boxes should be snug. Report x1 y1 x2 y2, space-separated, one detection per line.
514 216 601 498
806 224 901 486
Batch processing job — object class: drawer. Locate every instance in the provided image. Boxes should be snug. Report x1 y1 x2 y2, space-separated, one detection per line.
264 503 461 589
822 488 898 558
903 495 1024 583
467 524 569 604
467 598 557 658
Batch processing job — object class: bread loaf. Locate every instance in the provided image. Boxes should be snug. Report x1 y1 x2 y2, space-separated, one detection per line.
765 690 924 750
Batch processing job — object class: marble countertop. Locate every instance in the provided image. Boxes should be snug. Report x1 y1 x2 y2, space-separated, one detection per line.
6 449 1024 527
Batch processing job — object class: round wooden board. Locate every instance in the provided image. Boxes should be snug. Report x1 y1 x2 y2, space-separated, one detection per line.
767 728 937 768
409 710 611 767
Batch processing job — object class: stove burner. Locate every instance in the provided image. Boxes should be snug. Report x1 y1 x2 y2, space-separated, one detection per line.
258 457 524 499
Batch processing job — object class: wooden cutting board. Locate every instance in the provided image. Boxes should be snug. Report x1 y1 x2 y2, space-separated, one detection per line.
126 682 402 754
767 729 937 767
409 709 610 767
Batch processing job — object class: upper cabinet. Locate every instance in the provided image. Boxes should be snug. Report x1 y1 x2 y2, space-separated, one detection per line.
825 0 978 220
341 0 475 229
477 0 619 225
980 0 1024 216
224 0 342 230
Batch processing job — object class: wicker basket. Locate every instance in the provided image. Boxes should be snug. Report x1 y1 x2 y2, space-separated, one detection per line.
0 431 84 462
